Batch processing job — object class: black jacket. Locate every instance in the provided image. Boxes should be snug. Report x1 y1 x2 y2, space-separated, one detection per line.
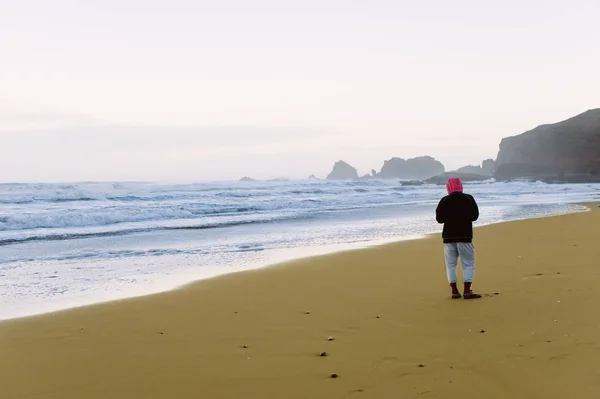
435 192 479 243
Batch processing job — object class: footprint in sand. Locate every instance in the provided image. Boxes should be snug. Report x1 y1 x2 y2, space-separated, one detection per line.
549 353 569 361
522 272 562 280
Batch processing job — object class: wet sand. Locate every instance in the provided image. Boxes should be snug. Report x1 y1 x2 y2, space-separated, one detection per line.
1 205 600 399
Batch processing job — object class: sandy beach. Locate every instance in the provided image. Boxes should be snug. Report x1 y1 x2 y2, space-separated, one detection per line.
1 204 600 399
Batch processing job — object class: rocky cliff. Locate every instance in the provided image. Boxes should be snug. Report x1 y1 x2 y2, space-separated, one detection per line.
377 156 445 179
425 172 491 185
495 109 600 180
326 160 359 180
455 159 496 176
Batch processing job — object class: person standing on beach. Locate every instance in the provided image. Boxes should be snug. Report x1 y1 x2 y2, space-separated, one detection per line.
435 177 482 299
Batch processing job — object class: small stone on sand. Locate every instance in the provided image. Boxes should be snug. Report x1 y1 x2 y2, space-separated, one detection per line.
417 364 425 368
480 329 486 333
320 352 327 357
242 345 248 349
327 336 335 341
330 373 339 378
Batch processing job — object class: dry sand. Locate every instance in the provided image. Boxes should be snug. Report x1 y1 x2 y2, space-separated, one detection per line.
1 205 600 399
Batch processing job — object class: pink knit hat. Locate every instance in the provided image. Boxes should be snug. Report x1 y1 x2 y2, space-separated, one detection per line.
446 177 463 194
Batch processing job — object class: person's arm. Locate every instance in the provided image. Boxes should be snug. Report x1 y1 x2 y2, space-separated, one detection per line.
436 198 446 223
470 195 479 222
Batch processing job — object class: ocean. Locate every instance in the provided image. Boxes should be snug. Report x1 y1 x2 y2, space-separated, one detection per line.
1 179 599 320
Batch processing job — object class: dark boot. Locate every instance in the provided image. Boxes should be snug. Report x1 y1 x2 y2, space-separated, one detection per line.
463 282 482 299
450 282 461 299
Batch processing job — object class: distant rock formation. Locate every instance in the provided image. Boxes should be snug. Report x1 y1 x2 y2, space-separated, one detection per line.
326 160 359 180
425 172 491 185
377 156 445 179
307 175 319 180
239 176 254 182
495 109 600 181
454 159 497 176
454 165 482 175
482 159 497 175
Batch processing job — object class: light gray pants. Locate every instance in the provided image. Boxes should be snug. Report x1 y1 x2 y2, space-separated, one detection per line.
444 242 475 283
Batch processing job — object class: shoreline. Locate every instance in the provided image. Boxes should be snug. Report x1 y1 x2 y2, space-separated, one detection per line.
0 234 428 323
2 203 600 398
1 203 591 323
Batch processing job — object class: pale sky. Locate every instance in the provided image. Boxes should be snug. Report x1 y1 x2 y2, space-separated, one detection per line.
1 0 599 182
